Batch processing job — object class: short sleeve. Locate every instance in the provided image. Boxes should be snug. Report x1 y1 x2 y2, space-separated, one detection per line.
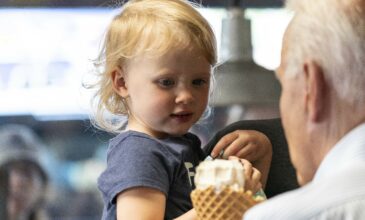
97 134 172 204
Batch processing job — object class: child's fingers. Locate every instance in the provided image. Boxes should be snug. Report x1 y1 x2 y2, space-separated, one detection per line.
236 159 263 193
235 143 256 161
214 130 259 159
252 167 262 184
223 138 248 159
251 167 262 193
211 132 239 158
253 182 263 194
238 159 253 177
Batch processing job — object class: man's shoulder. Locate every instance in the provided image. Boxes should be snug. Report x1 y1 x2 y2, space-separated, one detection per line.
244 185 315 220
245 165 365 220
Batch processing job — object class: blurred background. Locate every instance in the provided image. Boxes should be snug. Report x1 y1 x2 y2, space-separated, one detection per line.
0 0 292 219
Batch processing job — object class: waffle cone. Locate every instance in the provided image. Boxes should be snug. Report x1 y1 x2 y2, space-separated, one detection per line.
191 186 262 220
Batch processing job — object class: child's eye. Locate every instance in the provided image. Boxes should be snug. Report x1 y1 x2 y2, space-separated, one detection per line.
158 79 175 87
192 79 207 86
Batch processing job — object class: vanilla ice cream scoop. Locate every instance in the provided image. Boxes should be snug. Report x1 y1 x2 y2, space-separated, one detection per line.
194 159 245 192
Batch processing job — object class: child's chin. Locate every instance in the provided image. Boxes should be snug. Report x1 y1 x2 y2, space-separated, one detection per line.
169 130 189 136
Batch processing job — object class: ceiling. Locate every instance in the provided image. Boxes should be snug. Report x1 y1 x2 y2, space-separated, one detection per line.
0 0 283 8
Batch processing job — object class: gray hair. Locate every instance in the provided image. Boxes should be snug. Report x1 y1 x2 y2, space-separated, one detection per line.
285 0 365 108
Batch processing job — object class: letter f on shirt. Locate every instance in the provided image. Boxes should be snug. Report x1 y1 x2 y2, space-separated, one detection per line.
184 162 195 186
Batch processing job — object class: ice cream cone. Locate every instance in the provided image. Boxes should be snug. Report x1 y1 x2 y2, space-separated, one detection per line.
191 186 262 220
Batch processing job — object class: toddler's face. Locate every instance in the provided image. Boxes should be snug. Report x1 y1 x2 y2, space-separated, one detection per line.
115 47 211 138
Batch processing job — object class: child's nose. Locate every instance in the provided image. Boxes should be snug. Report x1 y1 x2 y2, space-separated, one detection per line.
175 87 194 104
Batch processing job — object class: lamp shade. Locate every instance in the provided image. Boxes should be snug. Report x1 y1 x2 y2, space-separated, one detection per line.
210 7 281 106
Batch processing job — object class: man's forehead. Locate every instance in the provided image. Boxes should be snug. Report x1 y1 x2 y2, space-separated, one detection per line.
277 34 290 75
279 19 296 69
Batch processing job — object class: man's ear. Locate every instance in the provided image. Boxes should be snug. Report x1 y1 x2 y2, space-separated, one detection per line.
112 67 129 98
303 60 326 122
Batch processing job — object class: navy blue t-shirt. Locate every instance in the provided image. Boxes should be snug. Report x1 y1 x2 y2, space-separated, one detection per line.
97 130 205 220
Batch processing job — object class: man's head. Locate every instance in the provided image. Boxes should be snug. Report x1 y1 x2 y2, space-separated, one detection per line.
277 0 365 185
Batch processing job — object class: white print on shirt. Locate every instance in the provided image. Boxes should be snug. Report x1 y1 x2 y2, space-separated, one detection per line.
184 162 195 186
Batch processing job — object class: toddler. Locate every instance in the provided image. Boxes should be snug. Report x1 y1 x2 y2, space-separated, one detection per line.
89 0 266 219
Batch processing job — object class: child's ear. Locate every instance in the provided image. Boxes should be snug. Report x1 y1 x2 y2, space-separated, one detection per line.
112 67 129 98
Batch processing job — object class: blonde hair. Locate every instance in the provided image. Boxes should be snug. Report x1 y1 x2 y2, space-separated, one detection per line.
89 0 217 133
284 0 365 109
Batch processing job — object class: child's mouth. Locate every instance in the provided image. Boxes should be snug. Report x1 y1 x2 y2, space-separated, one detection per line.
170 113 193 122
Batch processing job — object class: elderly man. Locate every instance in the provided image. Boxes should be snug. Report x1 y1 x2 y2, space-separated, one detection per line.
243 0 365 219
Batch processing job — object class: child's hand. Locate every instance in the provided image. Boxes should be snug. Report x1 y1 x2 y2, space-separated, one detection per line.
229 156 262 194
211 130 272 162
210 130 272 188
